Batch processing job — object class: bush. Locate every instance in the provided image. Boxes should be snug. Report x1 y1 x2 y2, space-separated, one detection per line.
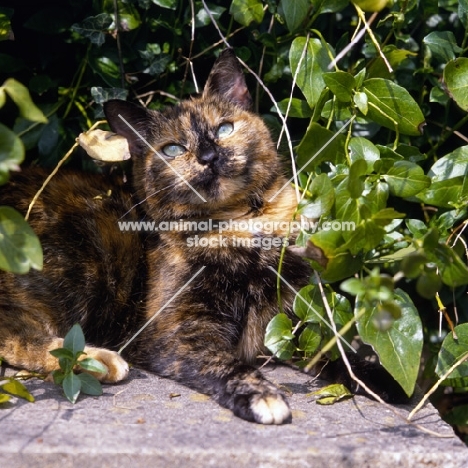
1 0 468 441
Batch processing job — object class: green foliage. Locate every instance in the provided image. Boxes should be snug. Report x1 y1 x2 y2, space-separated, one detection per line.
50 324 107 404
2 0 468 434
0 366 35 405
311 383 353 405
0 77 44 274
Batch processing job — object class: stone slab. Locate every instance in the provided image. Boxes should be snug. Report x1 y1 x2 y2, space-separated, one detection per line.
1 364 467 467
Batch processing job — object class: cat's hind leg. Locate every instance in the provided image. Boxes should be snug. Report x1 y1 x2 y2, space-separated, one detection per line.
77 344 129 383
0 332 129 383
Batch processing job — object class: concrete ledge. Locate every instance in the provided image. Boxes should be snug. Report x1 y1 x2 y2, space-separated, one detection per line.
1 364 467 467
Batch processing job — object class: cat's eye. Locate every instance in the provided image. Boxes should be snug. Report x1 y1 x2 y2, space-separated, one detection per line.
162 144 186 158
216 122 234 138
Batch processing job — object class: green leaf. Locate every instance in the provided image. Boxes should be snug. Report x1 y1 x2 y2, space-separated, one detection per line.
0 206 43 274
459 0 468 28
229 0 264 26
112 2 141 31
63 324 86 357
51 370 65 385
49 348 75 361
293 285 324 322
416 270 441 299
347 159 368 199
348 137 380 173
2 79 47 123
406 219 427 238
298 324 321 355
436 323 468 381
195 4 226 27
71 14 112 46
0 123 24 184
382 161 430 198
296 122 346 171
308 230 363 282
416 179 462 209
0 9 13 41
1 379 34 402
139 44 172 76
62 372 81 404
400 250 427 279
432 244 468 288
423 31 462 62
78 373 103 396
299 174 335 218
78 357 108 374
89 56 121 87
362 78 425 136
281 0 310 32
366 180 389 212
371 207 405 226
430 86 450 106
341 220 386 255
335 185 360 222
323 71 356 103
91 87 128 104
444 58 468 112
340 278 366 296
290 37 330 109
354 91 368 115
312 383 353 405
151 0 178 9
0 393 11 404
264 313 296 360
356 289 423 396
275 98 312 118
427 146 468 182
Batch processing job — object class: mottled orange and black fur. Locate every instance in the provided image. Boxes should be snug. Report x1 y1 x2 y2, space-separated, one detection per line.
0 50 311 424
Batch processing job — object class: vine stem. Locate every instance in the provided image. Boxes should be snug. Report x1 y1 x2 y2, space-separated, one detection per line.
408 351 468 421
354 4 393 73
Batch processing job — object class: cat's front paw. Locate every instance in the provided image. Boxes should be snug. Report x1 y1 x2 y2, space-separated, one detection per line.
80 347 129 383
249 391 291 425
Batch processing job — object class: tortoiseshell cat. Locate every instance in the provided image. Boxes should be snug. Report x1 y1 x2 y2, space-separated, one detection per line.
0 50 312 424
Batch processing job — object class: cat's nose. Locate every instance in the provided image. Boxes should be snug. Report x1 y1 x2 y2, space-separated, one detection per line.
198 148 219 165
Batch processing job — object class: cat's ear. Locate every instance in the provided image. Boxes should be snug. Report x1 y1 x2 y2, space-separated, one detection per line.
104 100 153 155
202 49 252 110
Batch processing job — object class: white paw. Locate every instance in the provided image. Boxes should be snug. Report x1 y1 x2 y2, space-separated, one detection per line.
80 347 129 383
250 393 291 425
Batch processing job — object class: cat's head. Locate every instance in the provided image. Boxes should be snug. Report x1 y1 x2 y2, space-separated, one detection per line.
104 49 280 219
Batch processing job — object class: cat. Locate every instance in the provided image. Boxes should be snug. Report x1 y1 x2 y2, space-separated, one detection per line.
0 49 313 424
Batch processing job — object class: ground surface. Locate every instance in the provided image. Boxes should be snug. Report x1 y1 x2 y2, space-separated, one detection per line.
1 363 467 467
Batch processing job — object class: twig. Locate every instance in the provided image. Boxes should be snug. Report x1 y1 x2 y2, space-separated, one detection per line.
181 0 199 94
435 293 457 339
408 351 468 421
113 0 126 89
328 16 368 70
354 5 393 73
